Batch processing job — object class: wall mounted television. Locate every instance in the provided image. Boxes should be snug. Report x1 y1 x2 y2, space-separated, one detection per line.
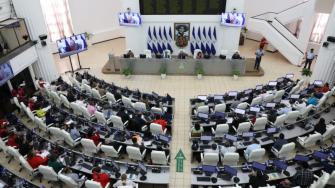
118 12 142 26
221 12 246 27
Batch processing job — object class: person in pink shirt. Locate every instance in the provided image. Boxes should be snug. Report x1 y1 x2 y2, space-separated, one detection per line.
87 100 97 115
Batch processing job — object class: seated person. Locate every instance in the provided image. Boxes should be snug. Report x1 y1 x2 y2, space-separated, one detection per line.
92 167 110 188
87 100 97 116
67 91 76 103
131 136 143 148
277 103 292 115
128 113 146 132
314 118 326 135
96 84 106 97
232 51 242 59
196 51 203 59
284 162 314 188
245 142 261 156
292 99 307 112
62 167 85 183
7 132 19 148
116 107 130 123
28 98 36 111
86 129 100 146
48 154 64 173
70 125 81 140
126 50 134 58
306 94 318 106
27 150 48 169
0 120 8 138
272 133 288 151
315 82 330 98
191 123 204 137
267 109 277 123
45 110 56 125
38 77 47 88
113 173 137 188
152 115 168 130
249 170 268 188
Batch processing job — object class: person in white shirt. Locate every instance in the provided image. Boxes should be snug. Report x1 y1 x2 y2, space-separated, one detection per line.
277 103 292 115
113 174 137 188
303 48 316 70
292 99 307 112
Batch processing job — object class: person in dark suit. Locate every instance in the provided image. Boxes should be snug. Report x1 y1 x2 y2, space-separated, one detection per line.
314 118 326 135
272 133 288 151
116 107 130 123
128 113 146 132
249 170 268 188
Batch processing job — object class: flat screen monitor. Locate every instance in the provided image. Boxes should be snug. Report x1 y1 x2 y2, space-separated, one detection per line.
286 73 294 78
268 81 278 86
294 155 309 162
118 12 142 26
197 95 207 101
273 160 288 171
267 127 278 134
250 107 260 112
200 135 212 141
256 85 263 90
313 80 323 86
202 165 217 173
221 12 246 27
0 62 14 86
224 165 237 176
242 132 254 138
228 91 238 97
252 162 266 171
225 134 237 142
159 135 170 143
198 112 209 119
57 33 88 58
313 151 329 160
234 108 245 115
244 89 253 95
290 94 300 99
266 103 276 108
214 95 224 100
138 162 147 172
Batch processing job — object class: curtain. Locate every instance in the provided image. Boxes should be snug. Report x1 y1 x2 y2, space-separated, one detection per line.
40 0 73 42
310 13 329 43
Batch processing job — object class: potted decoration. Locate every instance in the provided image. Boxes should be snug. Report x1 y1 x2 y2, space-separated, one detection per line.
196 67 204 80
301 68 312 85
160 65 167 79
84 32 94 45
232 69 240 80
122 67 133 79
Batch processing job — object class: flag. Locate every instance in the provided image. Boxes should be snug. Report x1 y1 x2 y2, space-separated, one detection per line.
202 27 206 40
157 42 163 54
167 43 173 53
213 27 217 40
152 43 158 54
201 42 206 53
153 26 157 40
208 27 212 40
206 43 211 55
211 43 216 55
148 27 152 40
80 35 87 48
147 42 152 51
190 43 195 54
163 26 167 40
162 43 166 51
197 27 201 40
158 27 163 40
192 27 195 40
195 43 200 50
169 27 172 40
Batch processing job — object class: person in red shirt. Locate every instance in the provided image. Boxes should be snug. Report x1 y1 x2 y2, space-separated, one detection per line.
152 115 168 130
0 120 8 138
17 86 25 101
316 82 330 93
87 129 100 146
92 167 110 188
11 88 18 98
259 37 268 49
28 99 35 111
7 132 19 148
26 151 48 169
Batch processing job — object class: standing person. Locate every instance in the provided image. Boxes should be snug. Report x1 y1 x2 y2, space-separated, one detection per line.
254 47 264 71
303 48 316 70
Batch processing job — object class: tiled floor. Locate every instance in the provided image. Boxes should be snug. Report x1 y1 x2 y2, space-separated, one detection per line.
53 38 304 187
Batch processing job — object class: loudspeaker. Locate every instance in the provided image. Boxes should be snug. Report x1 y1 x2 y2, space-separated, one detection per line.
156 54 162 59
219 55 226 59
327 36 335 43
139 54 146 58
323 42 329 48
204 54 210 59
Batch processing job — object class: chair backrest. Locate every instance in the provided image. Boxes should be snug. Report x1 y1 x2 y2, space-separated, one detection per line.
80 138 98 151
7 146 22 161
197 105 209 113
134 102 146 112
328 171 335 185
38 165 58 181
126 146 143 161
13 97 21 109
285 111 300 124
58 172 80 187
151 150 167 165
35 116 47 132
122 96 133 108
111 115 124 130
19 156 34 174
250 97 262 106
85 180 103 188
150 123 163 135
194 49 202 59
95 111 107 124
289 85 299 95
101 145 119 158
274 114 287 127
316 95 327 109
253 117 267 131
80 105 92 120
222 152 239 166
310 171 330 188
70 102 82 116
0 138 7 152
215 124 229 137
248 148 266 162
26 107 35 121
48 127 64 140
144 49 152 58
82 83 92 94
279 143 295 156
329 86 335 96
237 122 251 133
62 130 76 147
215 103 226 113
106 92 117 104
323 125 335 141
300 104 313 119
60 94 70 108
263 94 274 103
304 133 322 148
91 88 101 99
236 102 248 110
203 153 219 166
20 102 28 114
151 107 163 115
274 90 285 101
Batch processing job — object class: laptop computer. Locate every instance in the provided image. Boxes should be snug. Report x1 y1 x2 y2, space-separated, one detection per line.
197 95 207 101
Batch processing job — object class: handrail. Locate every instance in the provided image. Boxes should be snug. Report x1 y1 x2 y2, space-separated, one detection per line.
251 0 309 19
